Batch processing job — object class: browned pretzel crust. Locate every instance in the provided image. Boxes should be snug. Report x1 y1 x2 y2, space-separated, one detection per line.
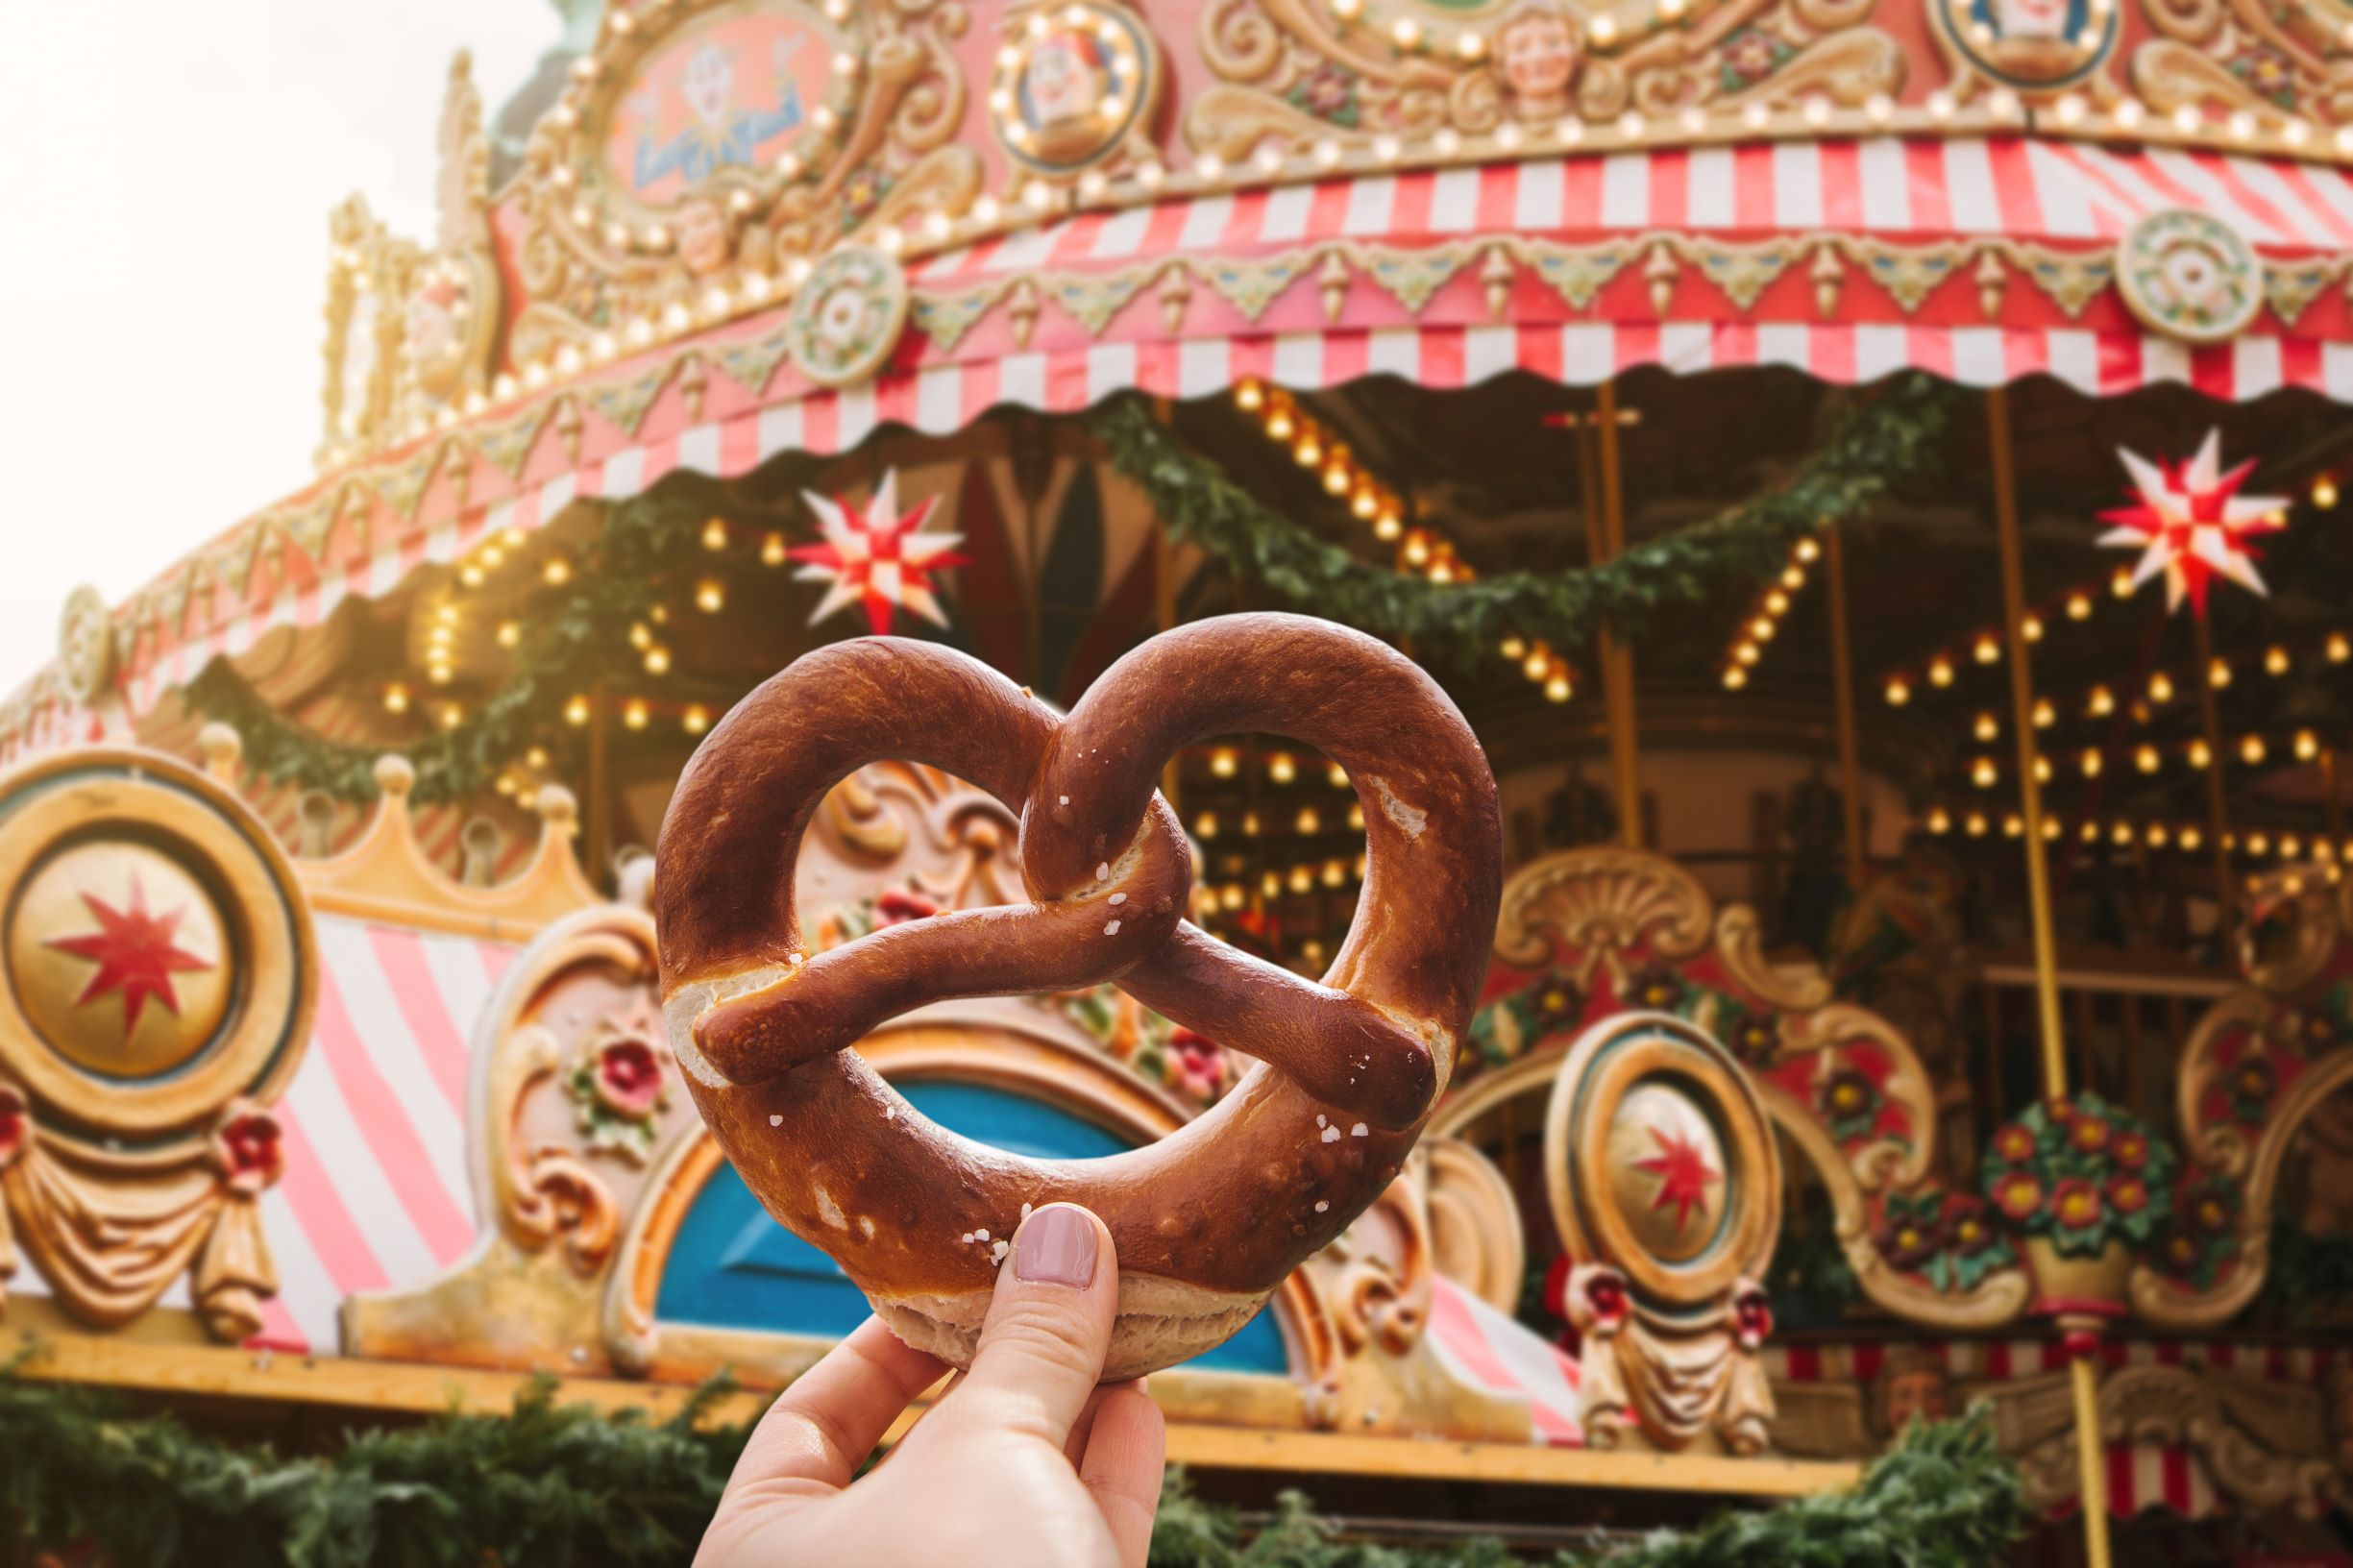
655 613 1501 1377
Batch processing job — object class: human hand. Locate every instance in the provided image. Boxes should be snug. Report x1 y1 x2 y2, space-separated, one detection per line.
696 1203 1166 1568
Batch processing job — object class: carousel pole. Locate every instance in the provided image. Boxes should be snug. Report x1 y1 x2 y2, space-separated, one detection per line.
1988 386 2113 1568
1825 531 1869 889
585 677 610 890
2192 611 2235 933
1152 397 1183 815
1587 382 1643 847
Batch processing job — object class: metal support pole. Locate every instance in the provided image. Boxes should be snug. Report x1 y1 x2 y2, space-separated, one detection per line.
1826 530 1868 889
1592 380 1642 847
1989 385 2111 1568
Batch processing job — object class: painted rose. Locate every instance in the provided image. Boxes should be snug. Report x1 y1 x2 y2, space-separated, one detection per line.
1532 976 1584 1033
1992 1123 2037 1164
2157 1225 2204 1273
1719 28 1781 86
595 1036 667 1116
215 1108 284 1189
1822 1068 1877 1123
1574 1265 1630 1328
1733 1287 1774 1348
2051 1177 2103 1237
1169 1028 1228 1099
2185 1176 2239 1234
1947 1201 1998 1257
1290 62 1356 123
2112 1128 2149 1170
1627 966 1683 1011
1994 1170 2044 1221
2232 1056 2276 1105
1876 1208 1945 1270
2068 1113 2112 1155
1727 1010 1779 1064
2104 1172 2151 1217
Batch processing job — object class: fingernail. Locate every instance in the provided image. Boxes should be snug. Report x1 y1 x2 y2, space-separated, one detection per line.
1015 1205 1097 1287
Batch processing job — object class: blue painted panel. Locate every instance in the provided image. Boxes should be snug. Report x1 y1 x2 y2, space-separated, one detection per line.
655 1079 1287 1374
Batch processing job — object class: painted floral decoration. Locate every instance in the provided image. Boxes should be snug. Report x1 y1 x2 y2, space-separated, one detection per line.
0 1083 24 1167
1875 1187 2017 1292
1978 1092 2176 1261
1288 62 1360 127
2225 1052 2277 1125
1465 968 1586 1074
1732 1284 1774 1349
210 1102 285 1193
2148 1168 2244 1290
1626 965 1685 1013
1724 1007 1780 1066
1045 984 1228 1110
568 1028 672 1165
1818 1065 1884 1143
1718 27 1793 93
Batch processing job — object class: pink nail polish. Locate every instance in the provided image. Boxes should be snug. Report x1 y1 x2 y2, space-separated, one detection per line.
1016 1206 1096 1286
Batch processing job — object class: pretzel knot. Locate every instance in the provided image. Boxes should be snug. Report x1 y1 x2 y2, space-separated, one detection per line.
655 613 1502 1378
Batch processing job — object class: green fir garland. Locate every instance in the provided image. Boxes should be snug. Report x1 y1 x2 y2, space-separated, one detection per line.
1086 375 1948 669
0 1360 2023 1568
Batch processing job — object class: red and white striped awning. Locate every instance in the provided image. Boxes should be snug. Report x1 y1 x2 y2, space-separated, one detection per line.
18 135 2353 740
1770 1336 2346 1520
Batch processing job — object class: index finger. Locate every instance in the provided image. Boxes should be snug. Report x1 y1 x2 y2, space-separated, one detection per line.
728 1317 948 1498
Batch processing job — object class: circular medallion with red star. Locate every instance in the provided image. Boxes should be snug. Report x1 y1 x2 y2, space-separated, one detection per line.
1606 1081 1728 1263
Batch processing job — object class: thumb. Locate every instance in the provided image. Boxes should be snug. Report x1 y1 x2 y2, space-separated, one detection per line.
944 1203 1117 1449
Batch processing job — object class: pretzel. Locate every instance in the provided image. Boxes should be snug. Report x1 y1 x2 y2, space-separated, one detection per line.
655 613 1502 1379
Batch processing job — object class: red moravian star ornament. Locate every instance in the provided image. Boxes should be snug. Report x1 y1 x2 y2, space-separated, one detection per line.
2099 429 2289 618
788 470 968 636
1632 1124 1721 1236
46 874 211 1036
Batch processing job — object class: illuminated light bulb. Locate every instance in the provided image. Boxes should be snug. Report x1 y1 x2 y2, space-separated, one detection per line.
1241 810 1261 837
1236 379 1266 412
1322 458 1352 496
1500 635 1528 660
2033 755 2053 783
1295 807 1321 834
2066 592 2093 621
2331 632 2351 664
1928 656 1955 688
2003 814 2023 838
2297 729 2321 761
2080 748 2103 778
1723 666 1749 691
2080 820 2100 845
2149 671 2175 703
2314 474 2340 509
1373 510 1403 541
1288 865 1314 894
1402 531 1433 567
1327 760 1349 788
544 555 573 585
1523 648 1550 681
2032 698 2055 728
429 625 453 648
629 623 653 650
1972 756 1998 789
1750 617 1776 642
565 695 591 726
440 704 464 731
1794 537 1822 564
623 699 649 730
1260 870 1281 897
2210 657 2233 689
2088 685 2115 718
696 579 725 614
427 662 453 685
2111 566 2135 599
1352 486 1381 520
2180 826 2203 851
644 646 672 675
1764 590 1790 615
2284 834 2305 859
1733 642 1761 667
1884 676 1911 706
495 774 516 797
2241 734 2267 766
1210 747 1238 778
459 564 485 589
383 683 409 714
1264 407 1295 441
2249 831 2272 855
1973 712 1998 742
682 704 710 736
526 747 549 770
1781 566 1805 591
480 548 505 574
2111 821 2134 846
2189 738 2214 769
2022 613 2046 643
2042 817 2063 842
2148 823 2169 848
1544 673 1573 702
1925 806 1952 834
1348 803 1364 831
1965 811 1989 838
1268 751 1297 784
2136 745 2161 773
1322 859 1347 889
1292 431 1323 467
1219 884 1246 912
1390 15 1422 46
497 621 521 649
1973 634 2000 666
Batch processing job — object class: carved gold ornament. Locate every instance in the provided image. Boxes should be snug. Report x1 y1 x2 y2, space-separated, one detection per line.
991 1 1166 180
784 243 912 387
54 585 115 707
0 748 315 1340
1928 0 2120 95
2116 208 2266 346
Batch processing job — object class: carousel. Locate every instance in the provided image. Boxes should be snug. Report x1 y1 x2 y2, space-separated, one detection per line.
5 0 2353 1558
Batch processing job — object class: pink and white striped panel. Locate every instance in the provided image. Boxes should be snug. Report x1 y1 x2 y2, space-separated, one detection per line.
250 916 513 1352
1425 1276 1585 1447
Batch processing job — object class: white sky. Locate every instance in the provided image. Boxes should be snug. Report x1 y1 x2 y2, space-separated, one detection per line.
0 3 560 686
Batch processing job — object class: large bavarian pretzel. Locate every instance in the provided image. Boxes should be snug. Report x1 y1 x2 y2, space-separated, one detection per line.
655 613 1502 1378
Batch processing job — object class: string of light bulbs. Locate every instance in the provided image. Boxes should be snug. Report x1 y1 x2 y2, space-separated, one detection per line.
1717 535 1822 690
